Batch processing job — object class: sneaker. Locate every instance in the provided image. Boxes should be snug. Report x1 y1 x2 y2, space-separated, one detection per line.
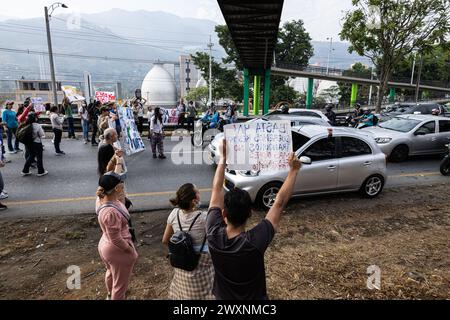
36 171 49 177
0 192 8 200
159 155 167 159
55 152 66 156
83 140 88 145
4 159 11 164
153 154 157 159
21 172 31 177
51 140 54 144
15 148 23 152
0 203 7 211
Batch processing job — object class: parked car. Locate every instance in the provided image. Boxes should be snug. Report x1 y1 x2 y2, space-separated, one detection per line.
208 110 331 164
361 115 450 162
381 103 448 121
224 126 387 209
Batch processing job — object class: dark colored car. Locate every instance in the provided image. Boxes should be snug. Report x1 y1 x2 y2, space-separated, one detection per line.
382 103 447 121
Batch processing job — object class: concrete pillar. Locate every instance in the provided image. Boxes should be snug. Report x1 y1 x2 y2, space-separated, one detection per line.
306 78 314 109
389 88 396 103
263 69 271 115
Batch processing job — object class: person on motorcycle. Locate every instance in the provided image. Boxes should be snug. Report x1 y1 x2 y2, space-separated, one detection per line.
349 103 364 127
225 102 237 124
359 108 375 129
325 104 336 126
201 103 220 129
432 108 440 116
280 104 290 114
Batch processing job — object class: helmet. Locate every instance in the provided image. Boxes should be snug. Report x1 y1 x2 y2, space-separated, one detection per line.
432 108 440 115
325 104 334 111
355 103 361 109
280 104 289 114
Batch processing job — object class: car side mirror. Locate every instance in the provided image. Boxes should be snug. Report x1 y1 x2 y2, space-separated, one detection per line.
300 156 312 165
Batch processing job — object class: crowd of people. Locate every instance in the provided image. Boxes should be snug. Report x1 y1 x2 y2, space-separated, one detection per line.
95 139 301 300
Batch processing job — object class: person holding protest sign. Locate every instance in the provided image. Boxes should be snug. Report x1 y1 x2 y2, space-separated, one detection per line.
49 106 66 156
108 102 122 139
96 170 138 300
97 107 111 140
206 141 301 300
150 107 166 159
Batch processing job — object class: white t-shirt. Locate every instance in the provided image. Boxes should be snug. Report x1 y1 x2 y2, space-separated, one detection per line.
167 209 208 252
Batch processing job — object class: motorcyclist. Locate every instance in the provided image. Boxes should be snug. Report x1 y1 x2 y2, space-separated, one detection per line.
201 103 220 129
325 104 336 126
349 103 364 127
359 108 375 129
280 104 290 114
432 108 440 116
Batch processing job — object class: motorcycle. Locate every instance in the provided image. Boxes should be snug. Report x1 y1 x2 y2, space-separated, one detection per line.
440 144 450 176
191 115 227 148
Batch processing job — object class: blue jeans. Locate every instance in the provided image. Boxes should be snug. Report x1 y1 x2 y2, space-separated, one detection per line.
82 120 90 141
67 117 75 138
7 127 19 152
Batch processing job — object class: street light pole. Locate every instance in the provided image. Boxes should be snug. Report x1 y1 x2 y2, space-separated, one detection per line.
415 55 423 103
410 52 417 85
45 3 68 109
326 37 333 74
207 35 214 104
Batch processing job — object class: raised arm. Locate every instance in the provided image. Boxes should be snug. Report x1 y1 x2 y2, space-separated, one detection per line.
209 140 227 210
265 154 301 232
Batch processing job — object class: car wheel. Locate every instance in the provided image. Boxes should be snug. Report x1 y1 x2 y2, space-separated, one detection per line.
389 145 409 162
360 175 385 198
440 157 450 176
256 182 282 209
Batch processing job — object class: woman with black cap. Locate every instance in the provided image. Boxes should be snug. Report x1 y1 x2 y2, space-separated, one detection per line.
96 166 138 300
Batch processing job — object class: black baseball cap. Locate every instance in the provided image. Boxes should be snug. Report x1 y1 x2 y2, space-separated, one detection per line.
99 172 125 192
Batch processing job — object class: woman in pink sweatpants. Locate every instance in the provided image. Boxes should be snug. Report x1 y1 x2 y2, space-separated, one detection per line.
96 171 138 300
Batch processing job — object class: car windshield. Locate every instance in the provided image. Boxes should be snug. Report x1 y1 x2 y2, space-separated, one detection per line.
379 118 421 132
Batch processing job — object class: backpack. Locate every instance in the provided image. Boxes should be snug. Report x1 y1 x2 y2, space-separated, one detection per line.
16 123 34 145
373 115 379 126
168 210 206 272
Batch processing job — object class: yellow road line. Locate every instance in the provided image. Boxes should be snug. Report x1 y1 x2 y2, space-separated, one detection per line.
4 171 444 207
5 188 213 207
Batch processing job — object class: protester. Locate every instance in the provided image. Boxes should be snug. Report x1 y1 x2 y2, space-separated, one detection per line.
21 113 48 177
131 98 146 135
206 141 301 300
226 102 237 124
150 107 166 159
98 128 121 175
162 183 214 300
79 102 91 144
360 108 376 128
98 107 111 140
17 100 37 168
49 106 66 156
186 101 197 133
96 170 138 300
89 100 101 146
63 98 76 139
177 99 187 129
108 102 121 138
2 101 21 154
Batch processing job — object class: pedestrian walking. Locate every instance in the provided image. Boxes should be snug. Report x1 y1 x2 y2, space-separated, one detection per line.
206 141 301 300
162 183 214 300
79 102 91 144
21 113 48 177
50 106 66 156
2 101 21 154
96 171 138 300
150 107 166 159
63 98 76 139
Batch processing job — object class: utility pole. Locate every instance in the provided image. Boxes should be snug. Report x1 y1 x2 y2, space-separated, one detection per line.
368 66 374 106
207 35 214 104
45 3 68 109
411 53 417 85
415 55 423 103
326 37 333 74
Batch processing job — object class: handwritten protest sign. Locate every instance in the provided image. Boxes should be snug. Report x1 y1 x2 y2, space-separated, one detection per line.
95 91 116 104
62 86 85 103
31 97 45 113
118 106 146 156
224 120 293 173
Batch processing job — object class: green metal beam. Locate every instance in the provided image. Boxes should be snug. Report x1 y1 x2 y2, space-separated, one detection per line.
306 78 314 109
263 69 271 115
253 75 261 115
350 83 358 107
389 88 396 103
243 69 250 116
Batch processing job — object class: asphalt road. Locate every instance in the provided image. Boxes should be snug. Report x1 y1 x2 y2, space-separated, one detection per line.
0 136 448 218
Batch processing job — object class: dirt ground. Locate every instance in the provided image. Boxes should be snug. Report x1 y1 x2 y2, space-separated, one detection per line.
0 182 449 300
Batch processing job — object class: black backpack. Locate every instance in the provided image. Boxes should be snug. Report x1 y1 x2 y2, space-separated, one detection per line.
168 210 206 272
16 123 34 145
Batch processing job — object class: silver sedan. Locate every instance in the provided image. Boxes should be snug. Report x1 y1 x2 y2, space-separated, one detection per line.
224 125 387 209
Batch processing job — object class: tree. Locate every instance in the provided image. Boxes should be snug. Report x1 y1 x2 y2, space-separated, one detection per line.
340 0 450 112
270 85 299 106
185 87 209 108
319 85 341 104
338 62 372 105
276 20 314 68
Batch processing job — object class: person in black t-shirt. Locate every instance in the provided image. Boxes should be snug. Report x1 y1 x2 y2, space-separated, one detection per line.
206 141 301 300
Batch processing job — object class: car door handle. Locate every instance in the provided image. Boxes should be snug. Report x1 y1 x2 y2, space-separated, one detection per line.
328 165 337 170
363 161 372 166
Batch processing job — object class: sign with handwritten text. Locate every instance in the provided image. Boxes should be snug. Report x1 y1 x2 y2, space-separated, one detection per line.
118 106 146 156
95 91 116 104
224 120 293 172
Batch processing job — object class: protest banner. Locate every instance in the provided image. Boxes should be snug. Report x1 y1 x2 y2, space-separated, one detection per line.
95 91 116 104
62 86 85 103
31 97 46 113
118 106 146 156
224 120 293 173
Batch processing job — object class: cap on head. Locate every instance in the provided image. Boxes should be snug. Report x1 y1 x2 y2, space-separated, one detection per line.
98 172 125 193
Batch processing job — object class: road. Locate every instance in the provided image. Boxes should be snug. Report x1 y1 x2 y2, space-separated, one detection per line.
0 137 448 218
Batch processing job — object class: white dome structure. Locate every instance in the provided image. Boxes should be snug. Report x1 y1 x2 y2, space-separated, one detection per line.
141 64 177 107
196 75 207 88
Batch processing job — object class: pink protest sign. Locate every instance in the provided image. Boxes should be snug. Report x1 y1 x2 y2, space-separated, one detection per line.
95 91 116 104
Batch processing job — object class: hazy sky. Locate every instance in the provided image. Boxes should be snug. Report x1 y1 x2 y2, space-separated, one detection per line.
2 0 353 41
